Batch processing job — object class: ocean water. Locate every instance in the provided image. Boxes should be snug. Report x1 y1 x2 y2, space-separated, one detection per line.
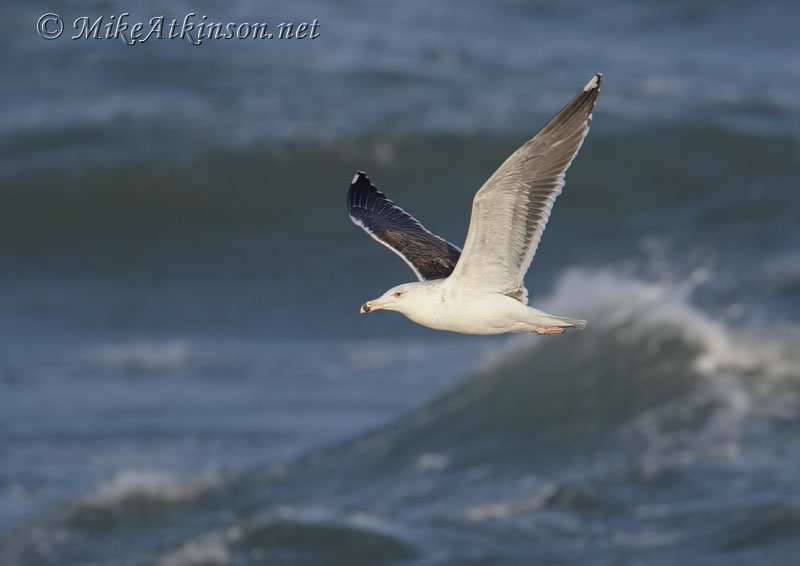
2 0 800 564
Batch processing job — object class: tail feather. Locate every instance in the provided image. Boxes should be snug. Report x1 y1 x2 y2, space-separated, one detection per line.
544 315 587 329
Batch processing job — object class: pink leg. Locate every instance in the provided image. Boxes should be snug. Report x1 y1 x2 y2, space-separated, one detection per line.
534 326 565 335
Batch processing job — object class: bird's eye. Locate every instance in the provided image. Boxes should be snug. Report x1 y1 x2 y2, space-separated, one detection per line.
394 290 404 298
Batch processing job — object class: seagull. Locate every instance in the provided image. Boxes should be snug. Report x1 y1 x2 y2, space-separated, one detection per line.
348 73 601 335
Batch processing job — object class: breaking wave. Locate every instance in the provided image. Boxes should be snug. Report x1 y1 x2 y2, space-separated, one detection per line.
3 269 799 565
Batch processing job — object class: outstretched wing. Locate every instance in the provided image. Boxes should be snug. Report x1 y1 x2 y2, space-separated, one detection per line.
448 73 601 304
347 171 461 281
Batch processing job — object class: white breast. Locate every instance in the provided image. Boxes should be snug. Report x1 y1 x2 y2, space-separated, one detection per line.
400 284 535 335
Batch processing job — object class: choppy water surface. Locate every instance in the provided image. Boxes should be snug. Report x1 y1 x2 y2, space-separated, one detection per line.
1 0 799 564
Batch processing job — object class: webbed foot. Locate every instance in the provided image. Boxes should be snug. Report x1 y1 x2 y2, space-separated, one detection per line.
534 326 565 335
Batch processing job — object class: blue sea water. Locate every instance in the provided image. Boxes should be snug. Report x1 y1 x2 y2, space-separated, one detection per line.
1 0 800 564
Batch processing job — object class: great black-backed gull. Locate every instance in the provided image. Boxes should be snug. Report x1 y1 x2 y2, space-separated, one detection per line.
348 73 601 335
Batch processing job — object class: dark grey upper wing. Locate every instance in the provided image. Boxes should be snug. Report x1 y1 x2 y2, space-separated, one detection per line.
347 171 461 281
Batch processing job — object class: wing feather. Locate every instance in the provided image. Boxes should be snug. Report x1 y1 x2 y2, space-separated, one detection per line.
448 73 601 303
347 172 461 281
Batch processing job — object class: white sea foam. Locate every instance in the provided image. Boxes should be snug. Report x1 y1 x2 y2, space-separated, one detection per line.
81 340 193 373
84 469 220 508
540 267 800 381
463 483 558 522
415 452 450 473
532 267 800 475
158 528 241 566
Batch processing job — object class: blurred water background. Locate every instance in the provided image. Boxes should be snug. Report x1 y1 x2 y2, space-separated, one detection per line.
1 0 800 564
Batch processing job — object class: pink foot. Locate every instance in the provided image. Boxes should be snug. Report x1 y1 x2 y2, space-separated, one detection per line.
534 326 565 335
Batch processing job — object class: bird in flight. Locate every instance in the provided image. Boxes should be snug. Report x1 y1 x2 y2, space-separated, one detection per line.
347 73 601 335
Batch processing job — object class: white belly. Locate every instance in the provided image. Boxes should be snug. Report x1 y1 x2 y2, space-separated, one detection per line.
402 289 539 335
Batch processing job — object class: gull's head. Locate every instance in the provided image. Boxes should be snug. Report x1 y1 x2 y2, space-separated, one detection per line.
360 283 419 315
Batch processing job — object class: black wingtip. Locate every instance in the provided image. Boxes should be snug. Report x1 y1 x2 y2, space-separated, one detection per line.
348 170 384 212
351 171 371 187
